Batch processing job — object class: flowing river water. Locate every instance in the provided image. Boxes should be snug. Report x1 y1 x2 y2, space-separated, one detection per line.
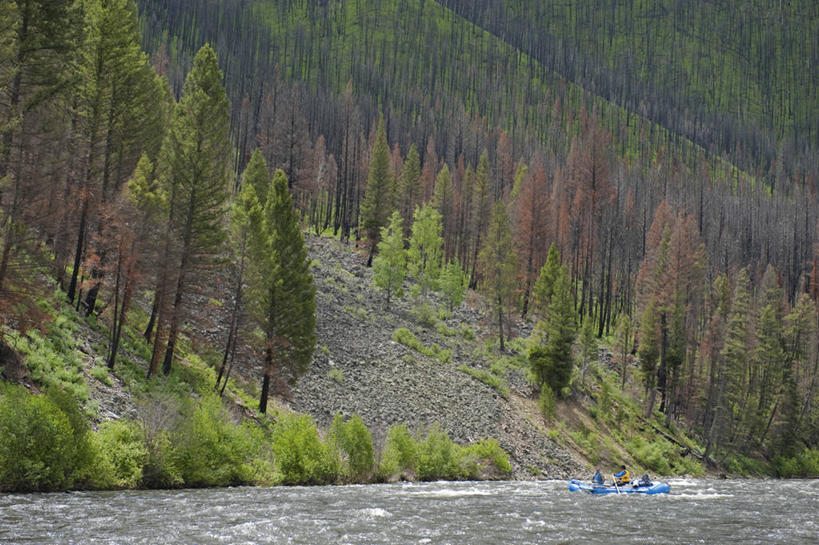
1 479 817 544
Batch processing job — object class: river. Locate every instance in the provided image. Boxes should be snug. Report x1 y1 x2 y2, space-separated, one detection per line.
1 479 817 544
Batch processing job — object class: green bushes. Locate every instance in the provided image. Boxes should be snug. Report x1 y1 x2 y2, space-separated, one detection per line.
380 423 512 482
772 449 819 477
459 438 512 478
0 385 100 491
329 414 375 481
393 328 452 363
379 424 419 479
457 364 510 399
418 425 460 480
96 420 147 488
171 395 265 487
411 303 437 327
271 413 338 485
629 436 703 476
0 381 511 490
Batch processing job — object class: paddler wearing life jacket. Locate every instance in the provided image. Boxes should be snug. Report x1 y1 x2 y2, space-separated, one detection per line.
614 465 630 485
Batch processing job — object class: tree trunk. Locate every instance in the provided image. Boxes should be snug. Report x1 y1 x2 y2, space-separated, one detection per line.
144 291 159 341
497 294 505 352
259 343 273 414
217 244 245 390
161 261 188 376
66 198 89 304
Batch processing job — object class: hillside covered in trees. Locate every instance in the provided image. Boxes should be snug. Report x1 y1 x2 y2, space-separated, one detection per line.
1 0 818 491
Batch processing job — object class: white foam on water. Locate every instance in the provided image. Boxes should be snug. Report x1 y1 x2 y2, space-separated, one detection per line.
670 491 734 500
668 478 700 487
359 507 392 518
406 485 495 498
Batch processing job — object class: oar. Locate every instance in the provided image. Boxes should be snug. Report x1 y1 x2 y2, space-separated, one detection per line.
612 474 620 494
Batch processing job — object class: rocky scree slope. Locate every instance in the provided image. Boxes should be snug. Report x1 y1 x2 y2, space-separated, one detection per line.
288 235 583 479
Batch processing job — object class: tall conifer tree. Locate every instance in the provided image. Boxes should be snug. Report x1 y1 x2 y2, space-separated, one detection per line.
249 169 316 414
478 201 516 351
360 115 391 267
150 44 231 377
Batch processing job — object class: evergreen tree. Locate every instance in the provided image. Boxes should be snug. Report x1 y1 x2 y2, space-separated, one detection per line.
407 203 443 297
398 143 420 238
215 149 269 394
150 44 231 377
532 243 561 318
468 150 491 288
103 153 166 369
372 210 406 307
752 301 785 445
780 293 816 454
432 163 453 258
0 0 79 180
478 201 516 351
248 169 316 414
440 258 467 312
72 0 171 312
1 0 80 292
721 268 752 446
360 115 391 267
638 298 660 415
530 265 576 395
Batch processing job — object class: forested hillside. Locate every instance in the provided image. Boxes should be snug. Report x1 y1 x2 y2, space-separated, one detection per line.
441 0 819 174
1 0 818 490
132 0 819 464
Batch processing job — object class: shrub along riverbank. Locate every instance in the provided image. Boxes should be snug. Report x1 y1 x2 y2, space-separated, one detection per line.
0 382 511 492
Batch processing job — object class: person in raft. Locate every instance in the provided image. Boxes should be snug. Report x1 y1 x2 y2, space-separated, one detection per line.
592 468 604 485
614 465 631 485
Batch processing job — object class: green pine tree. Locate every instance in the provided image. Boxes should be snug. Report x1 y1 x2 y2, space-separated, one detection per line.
372 210 406 307
152 43 232 377
398 143 421 237
360 115 392 266
215 149 269 394
249 169 316 414
532 243 561 317
780 293 816 455
432 163 453 256
478 201 516 351
74 0 172 312
530 265 576 395
721 268 752 445
613 313 633 389
468 150 491 288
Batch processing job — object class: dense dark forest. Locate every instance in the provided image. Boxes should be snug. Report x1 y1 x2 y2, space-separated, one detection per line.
1 0 817 481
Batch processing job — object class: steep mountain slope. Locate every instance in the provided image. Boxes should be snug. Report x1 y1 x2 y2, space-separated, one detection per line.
137 0 743 179
440 0 819 169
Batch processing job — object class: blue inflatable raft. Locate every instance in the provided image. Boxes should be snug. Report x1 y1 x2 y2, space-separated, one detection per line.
568 479 670 495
